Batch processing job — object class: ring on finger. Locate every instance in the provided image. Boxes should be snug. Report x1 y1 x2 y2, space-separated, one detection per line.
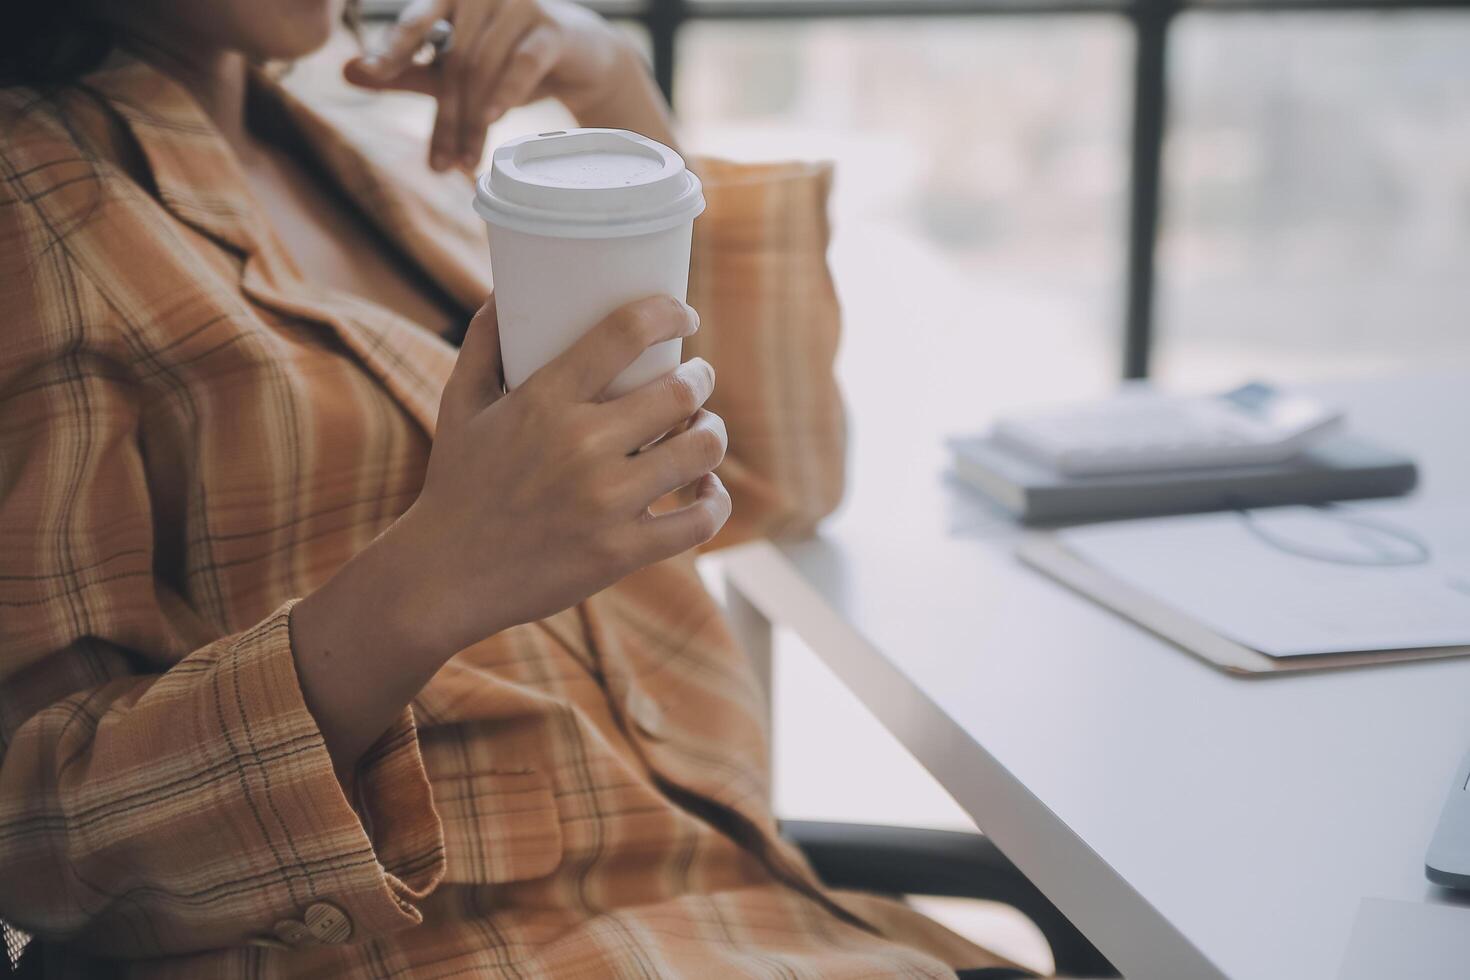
415 18 455 64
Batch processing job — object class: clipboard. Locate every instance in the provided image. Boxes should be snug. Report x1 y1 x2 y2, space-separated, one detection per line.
1017 533 1470 677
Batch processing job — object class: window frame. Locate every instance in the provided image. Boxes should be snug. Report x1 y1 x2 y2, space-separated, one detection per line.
362 0 1470 378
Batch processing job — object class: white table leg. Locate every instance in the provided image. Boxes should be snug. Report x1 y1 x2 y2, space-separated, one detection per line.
723 549 776 790
720 539 1224 979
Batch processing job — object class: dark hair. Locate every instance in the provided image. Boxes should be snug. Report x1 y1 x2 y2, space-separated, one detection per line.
2 2 114 89
1 1 362 258
1 2 364 89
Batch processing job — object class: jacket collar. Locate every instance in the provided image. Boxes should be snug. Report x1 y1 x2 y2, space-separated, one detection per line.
82 53 495 435
85 54 262 257
80 55 613 667
268 76 492 312
83 52 491 309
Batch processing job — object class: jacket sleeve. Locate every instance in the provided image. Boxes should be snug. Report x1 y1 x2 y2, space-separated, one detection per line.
683 158 847 548
0 158 444 958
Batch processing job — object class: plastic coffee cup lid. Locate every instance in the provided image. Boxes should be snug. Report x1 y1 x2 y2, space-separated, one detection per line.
474 128 705 239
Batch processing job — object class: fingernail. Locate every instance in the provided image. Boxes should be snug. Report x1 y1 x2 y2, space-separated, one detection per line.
462 153 479 170
693 357 714 386
431 152 448 171
683 305 701 335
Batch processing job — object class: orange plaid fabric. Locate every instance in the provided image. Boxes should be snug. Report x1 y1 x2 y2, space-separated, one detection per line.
0 55 1013 978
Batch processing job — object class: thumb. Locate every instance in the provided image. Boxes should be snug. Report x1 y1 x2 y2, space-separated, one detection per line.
440 299 505 426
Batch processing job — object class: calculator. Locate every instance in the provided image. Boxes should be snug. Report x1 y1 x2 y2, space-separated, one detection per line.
991 382 1345 477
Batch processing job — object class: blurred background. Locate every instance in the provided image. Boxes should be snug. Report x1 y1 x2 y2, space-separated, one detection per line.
338 0 1470 397
298 5 1470 968
674 11 1470 385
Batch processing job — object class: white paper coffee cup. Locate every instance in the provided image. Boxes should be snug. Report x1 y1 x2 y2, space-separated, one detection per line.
473 128 706 399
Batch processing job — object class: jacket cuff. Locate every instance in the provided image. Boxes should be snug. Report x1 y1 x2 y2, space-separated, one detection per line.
691 157 835 252
199 600 445 949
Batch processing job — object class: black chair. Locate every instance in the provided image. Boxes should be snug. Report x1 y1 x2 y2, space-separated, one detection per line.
2 822 1114 977
781 820 1115 977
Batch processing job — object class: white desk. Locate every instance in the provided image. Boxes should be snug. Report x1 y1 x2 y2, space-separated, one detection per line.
723 372 1470 980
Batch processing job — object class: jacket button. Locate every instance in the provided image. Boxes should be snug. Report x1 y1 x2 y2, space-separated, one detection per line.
272 919 312 947
629 692 665 739
304 901 353 944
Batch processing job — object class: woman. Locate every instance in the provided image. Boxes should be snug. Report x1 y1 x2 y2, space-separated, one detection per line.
0 1 1029 976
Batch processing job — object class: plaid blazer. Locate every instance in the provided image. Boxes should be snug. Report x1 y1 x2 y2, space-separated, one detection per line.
0 55 1013 978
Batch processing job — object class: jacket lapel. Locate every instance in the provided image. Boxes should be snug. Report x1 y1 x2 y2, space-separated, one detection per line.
87 55 593 676
268 72 493 311
251 72 501 436
87 56 261 258
86 56 482 437
239 258 452 435
261 78 608 663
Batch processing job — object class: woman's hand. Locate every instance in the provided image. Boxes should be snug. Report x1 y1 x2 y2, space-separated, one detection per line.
291 294 728 780
343 0 671 172
392 294 729 656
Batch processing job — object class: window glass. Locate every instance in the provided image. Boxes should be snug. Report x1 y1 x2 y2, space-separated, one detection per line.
678 18 1130 419
1157 12 1470 386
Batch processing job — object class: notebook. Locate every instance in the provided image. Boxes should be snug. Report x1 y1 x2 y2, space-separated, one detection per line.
949 431 1418 525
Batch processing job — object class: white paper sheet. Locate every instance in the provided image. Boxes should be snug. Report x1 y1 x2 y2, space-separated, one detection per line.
1338 898 1470 980
1058 504 1470 657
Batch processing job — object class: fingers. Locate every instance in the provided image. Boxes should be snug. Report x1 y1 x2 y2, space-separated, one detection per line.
414 1 493 171
350 0 451 87
491 25 559 123
438 300 505 426
625 409 728 505
629 472 732 559
606 358 715 453
457 0 538 170
343 60 438 96
533 296 699 403
428 58 463 171
341 0 567 171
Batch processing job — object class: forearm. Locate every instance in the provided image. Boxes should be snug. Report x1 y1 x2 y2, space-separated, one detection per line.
564 44 680 154
288 516 455 786
1 605 443 955
291 295 721 786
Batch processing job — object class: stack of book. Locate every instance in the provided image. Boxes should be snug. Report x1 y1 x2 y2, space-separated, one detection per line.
948 384 1418 524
